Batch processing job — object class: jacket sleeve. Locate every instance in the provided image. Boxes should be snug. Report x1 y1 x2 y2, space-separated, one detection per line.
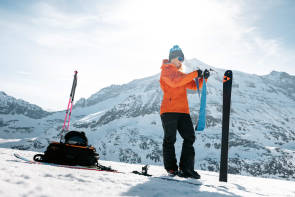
161 68 198 88
186 80 197 90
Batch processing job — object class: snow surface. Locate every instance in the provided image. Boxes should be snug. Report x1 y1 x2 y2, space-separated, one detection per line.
0 148 294 197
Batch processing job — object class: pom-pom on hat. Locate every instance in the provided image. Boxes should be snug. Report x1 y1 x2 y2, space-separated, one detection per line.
169 45 184 61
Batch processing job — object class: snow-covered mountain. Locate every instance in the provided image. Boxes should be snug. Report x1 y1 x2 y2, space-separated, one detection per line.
1 148 295 197
0 91 51 119
0 58 295 181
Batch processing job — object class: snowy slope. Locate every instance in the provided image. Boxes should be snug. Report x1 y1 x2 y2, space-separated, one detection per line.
0 58 295 181
0 148 294 197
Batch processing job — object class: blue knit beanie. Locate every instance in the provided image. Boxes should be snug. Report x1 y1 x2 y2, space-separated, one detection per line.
169 45 184 61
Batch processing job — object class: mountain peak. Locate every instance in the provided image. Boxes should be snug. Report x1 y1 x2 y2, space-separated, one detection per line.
265 70 294 82
184 58 219 73
0 91 51 119
0 91 7 96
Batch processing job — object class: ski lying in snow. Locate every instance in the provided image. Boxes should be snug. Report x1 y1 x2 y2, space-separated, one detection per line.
14 153 202 186
131 165 202 186
14 153 118 173
153 176 202 186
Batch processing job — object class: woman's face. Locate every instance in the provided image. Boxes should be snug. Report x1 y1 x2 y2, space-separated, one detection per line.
171 57 184 69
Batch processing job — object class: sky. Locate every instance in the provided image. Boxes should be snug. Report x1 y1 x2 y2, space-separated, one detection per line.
0 0 294 111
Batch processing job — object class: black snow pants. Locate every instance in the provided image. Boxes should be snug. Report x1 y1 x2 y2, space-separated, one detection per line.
160 113 196 171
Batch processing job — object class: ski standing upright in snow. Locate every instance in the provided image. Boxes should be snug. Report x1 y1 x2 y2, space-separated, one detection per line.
219 70 233 182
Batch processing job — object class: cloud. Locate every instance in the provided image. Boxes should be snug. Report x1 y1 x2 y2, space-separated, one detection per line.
31 2 104 29
24 0 295 75
17 71 32 76
0 0 294 110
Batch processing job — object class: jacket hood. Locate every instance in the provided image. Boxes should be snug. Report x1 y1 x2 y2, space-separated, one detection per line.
161 59 177 70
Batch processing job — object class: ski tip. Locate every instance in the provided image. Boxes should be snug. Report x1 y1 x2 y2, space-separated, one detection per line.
224 70 232 76
223 70 233 83
13 153 21 159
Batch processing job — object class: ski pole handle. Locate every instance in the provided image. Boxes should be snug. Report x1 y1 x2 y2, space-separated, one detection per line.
70 71 78 98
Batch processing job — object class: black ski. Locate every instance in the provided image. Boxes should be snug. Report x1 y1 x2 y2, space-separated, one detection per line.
219 70 233 182
14 153 202 186
132 165 202 186
14 153 117 172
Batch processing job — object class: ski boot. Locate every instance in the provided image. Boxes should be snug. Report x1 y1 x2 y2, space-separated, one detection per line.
178 169 201 179
167 169 178 177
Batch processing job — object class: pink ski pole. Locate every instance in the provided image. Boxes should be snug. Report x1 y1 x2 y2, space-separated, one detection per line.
66 100 74 131
62 97 72 131
60 71 78 141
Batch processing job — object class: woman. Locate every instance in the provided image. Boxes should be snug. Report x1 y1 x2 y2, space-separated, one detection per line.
159 45 209 179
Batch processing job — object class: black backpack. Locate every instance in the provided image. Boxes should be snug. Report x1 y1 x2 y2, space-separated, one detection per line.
34 131 99 166
65 131 88 146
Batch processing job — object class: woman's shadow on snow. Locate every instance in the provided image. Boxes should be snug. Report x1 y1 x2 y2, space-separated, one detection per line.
122 175 242 197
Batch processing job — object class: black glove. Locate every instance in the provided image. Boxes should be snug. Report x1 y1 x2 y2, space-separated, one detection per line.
196 69 203 78
204 69 210 79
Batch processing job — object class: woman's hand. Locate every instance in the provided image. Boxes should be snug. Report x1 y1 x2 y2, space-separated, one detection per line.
196 69 203 78
204 69 210 79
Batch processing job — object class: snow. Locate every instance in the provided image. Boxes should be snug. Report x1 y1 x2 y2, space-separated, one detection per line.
0 148 294 197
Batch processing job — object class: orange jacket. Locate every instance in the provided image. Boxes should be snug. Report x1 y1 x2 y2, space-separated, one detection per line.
160 59 205 115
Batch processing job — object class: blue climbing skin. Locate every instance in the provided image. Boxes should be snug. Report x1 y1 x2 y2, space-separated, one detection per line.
195 77 207 131
195 78 200 99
